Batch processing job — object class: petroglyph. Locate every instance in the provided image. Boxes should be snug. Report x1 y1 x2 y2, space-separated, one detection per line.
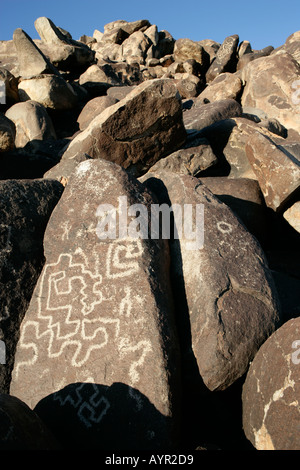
53 382 111 428
10 159 179 446
15 239 152 383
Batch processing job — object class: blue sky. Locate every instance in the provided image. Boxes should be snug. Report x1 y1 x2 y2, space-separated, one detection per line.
0 0 299 51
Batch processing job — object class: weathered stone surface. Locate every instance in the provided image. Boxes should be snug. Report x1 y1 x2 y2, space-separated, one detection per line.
91 41 123 63
34 17 94 71
13 28 59 79
241 51 300 133
206 35 239 82
99 26 129 45
107 85 136 100
78 64 122 95
144 24 159 46
242 317 300 450
93 29 103 42
0 179 64 393
238 40 252 57
282 30 300 64
121 31 152 64
147 136 217 176
0 394 59 450
154 30 175 58
283 201 300 233
236 46 274 71
10 159 180 450
198 39 220 65
174 39 208 71
222 117 290 180
183 98 242 132
175 75 203 98
0 113 15 152
18 75 78 110
77 95 118 130
258 118 287 138
46 79 186 180
222 118 261 179
5 100 56 147
141 171 281 391
198 176 269 245
0 40 19 76
245 132 300 212
104 19 151 36
198 72 243 103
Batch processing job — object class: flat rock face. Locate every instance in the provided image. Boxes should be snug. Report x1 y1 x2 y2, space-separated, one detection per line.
141 171 281 391
34 17 94 71
10 159 180 449
50 79 186 179
197 176 268 245
245 132 300 212
174 38 207 67
146 136 217 177
241 51 300 134
18 75 78 110
77 95 118 130
183 98 242 132
13 28 59 79
242 317 300 450
198 72 242 103
206 35 239 82
0 179 64 393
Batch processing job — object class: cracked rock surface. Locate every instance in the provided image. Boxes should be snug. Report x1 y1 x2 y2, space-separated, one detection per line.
242 317 300 450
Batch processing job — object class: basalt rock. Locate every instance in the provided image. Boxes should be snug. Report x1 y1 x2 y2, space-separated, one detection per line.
141 171 281 391
0 179 64 393
242 317 300 450
10 159 181 450
45 78 186 180
241 51 300 134
5 100 56 148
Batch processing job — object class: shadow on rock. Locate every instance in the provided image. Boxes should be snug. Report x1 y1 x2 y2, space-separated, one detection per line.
34 382 176 451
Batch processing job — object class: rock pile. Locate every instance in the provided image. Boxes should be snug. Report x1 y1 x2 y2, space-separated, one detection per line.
0 17 299 451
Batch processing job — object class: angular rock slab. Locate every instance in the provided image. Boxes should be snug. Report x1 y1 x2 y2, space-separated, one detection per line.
0 179 64 393
241 51 300 134
198 72 243 103
183 98 242 132
49 78 186 179
34 17 94 71
10 159 180 449
242 317 300 450
141 171 281 391
245 132 300 212
206 34 239 82
13 28 59 79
